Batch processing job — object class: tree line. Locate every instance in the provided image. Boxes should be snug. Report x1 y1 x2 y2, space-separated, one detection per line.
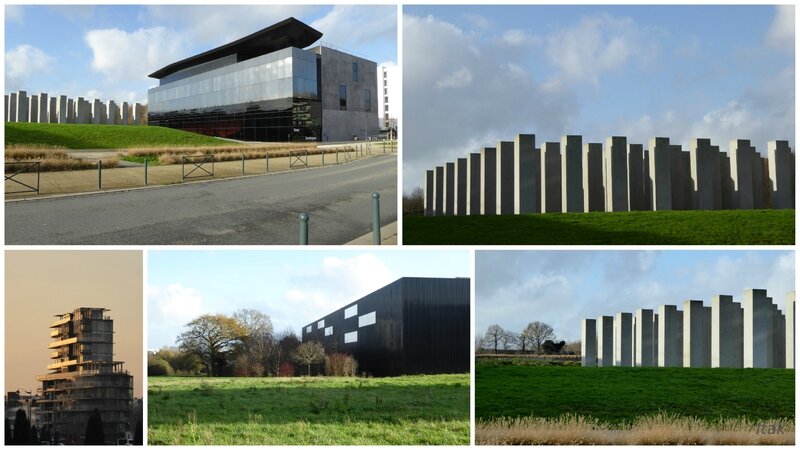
478 321 579 355
5 408 142 445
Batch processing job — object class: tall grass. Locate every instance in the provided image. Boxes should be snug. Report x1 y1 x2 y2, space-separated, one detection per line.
5 148 118 171
126 144 361 165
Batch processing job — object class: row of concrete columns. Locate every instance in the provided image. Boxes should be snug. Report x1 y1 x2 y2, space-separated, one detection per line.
581 289 794 369
4 90 146 125
424 134 795 216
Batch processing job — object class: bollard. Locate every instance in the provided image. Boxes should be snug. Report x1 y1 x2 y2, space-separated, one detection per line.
242 154 245 175
98 160 102 190
144 159 148 185
299 212 309 245
372 192 381 245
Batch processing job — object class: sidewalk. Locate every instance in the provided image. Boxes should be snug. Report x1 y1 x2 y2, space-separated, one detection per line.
345 222 398 245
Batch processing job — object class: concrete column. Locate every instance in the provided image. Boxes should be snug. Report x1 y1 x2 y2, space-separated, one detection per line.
711 295 743 368
604 136 629 211
730 139 754 209
560 135 583 212
744 289 773 368
466 153 481 215
751 152 765 209
671 144 691 210
541 142 561 213
768 141 793 209
424 170 434 216
719 152 734 209
67 98 75 123
29 95 39 123
786 292 795 369
583 143 604 212
57 95 68 124
634 309 654 366
596 315 613 367
495 141 515 215
122 101 130 125
434 166 444 216
9 93 17 122
690 138 718 210
613 312 633 366
683 300 711 367
652 312 659 364
480 147 496 215
627 143 645 210
108 100 120 125
643 150 653 211
514 134 539 214
4 95 7 122
49 97 57 123
444 162 455 216
772 304 785 368
649 138 672 210
455 158 467 215
134 103 145 125
658 304 683 367
581 319 597 367
16 91 29 123
38 93 49 123
710 144 722 209
76 98 88 124
93 99 102 124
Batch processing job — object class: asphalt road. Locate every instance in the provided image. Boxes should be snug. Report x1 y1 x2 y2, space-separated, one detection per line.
6 155 397 245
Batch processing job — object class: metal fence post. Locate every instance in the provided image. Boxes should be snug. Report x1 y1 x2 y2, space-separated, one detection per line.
322 148 325 166
266 153 269 173
372 192 381 245
98 160 102 190
336 147 339 164
242 153 245 175
299 212 309 245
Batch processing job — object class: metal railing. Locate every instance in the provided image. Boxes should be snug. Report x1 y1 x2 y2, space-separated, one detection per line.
5 161 41 194
289 150 308 169
181 154 215 181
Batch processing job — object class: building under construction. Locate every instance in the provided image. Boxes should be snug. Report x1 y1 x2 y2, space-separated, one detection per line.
36 307 133 444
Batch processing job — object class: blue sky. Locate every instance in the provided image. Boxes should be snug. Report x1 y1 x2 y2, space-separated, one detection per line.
147 249 469 349
476 250 795 343
403 5 794 193
5 5 397 105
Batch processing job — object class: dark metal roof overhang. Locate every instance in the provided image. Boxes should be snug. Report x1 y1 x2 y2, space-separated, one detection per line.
148 17 322 79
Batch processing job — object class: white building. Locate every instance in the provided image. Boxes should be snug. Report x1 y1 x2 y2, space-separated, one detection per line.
378 62 399 131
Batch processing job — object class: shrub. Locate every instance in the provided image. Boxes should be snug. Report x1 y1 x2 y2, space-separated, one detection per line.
278 361 295 377
325 353 358 377
403 187 425 216
147 356 174 376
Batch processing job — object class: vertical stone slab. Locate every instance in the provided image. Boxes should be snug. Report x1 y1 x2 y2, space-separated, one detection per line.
29 95 39 123
444 162 455 216
480 147 496 215
76 98 88 124
4 95 7 122
466 153 481 215
768 141 793 209
583 143 604 212
581 319 597 367
690 138 716 210
649 137 672 210
627 143 645 211
134 103 145 125
434 166 444 216
9 93 17 122
92 99 101 124
711 295 743 368
49 97 57 123
604 136 629 211
613 312 633 367
16 91 29 123
122 101 130 125
561 135 583 212
514 134 539 214
711 144 722 209
541 142 561 213
67 98 75 123
743 289 773 368
634 309 654 366
751 151 765 209
424 170 434 217
772 304 785 368
786 291 795 369
38 93 49 123
495 141 515 215
658 304 683 367
683 300 711 367
596 315 613 367
108 100 119 125
719 152 734 209
652 313 659 363
643 150 653 211
57 95 68 124
455 158 467 215
730 139 754 209
670 144 689 210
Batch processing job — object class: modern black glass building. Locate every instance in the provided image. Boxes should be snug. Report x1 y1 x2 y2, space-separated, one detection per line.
302 277 470 376
147 17 378 142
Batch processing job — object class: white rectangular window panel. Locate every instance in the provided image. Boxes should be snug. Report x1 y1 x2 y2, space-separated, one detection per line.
359 311 376 327
344 331 358 343
305 325 312 333
317 320 325 329
324 326 333 336
344 304 358 319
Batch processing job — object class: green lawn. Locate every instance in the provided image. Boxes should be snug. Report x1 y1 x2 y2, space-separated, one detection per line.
6 122 239 149
404 209 795 245
476 365 794 425
148 374 470 445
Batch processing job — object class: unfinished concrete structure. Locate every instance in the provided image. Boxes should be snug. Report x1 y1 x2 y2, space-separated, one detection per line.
37 307 133 444
5 89 146 126
581 289 793 369
424 133 794 216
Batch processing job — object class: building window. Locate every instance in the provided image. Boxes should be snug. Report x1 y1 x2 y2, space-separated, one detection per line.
364 90 371 112
305 325 312 333
317 320 325 329
384 88 387 95
359 311 376 327
339 85 346 110
324 326 333 336
384 104 388 112
344 304 357 319
344 331 358 343
384 113 389 120
353 62 359 81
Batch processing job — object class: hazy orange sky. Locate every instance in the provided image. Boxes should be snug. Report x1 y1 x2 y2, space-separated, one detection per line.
5 250 143 398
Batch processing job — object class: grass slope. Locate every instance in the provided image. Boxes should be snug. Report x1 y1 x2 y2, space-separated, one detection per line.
148 374 469 445
6 122 239 149
476 365 794 425
404 209 795 245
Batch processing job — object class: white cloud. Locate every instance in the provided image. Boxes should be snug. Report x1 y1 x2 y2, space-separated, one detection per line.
148 284 206 348
311 5 396 51
766 5 794 50
6 5 25 23
84 27 190 83
436 66 473 88
499 29 540 47
5 44 54 91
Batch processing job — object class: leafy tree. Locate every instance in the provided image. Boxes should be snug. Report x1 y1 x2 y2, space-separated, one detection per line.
5 418 12 445
483 325 506 354
29 425 39 444
233 309 273 339
292 341 326 376
177 314 247 376
12 408 30 444
84 408 104 444
524 321 556 354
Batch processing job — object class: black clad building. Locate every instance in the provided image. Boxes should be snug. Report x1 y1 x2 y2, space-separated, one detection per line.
302 277 470 376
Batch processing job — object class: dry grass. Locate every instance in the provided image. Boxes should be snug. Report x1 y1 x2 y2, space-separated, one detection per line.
125 144 366 165
5 148 119 172
476 413 794 445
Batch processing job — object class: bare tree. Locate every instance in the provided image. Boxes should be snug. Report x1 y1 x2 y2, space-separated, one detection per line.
523 321 556 354
500 330 519 351
483 325 506 354
292 341 326 376
519 326 534 353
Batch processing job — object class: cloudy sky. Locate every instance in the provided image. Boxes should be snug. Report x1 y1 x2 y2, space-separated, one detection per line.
475 250 795 343
403 5 794 193
5 5 397 105
148 249 470 349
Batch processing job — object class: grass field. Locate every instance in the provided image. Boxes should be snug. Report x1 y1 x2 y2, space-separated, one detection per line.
404 209 795 245
148 374 469 445
6 122 239 148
